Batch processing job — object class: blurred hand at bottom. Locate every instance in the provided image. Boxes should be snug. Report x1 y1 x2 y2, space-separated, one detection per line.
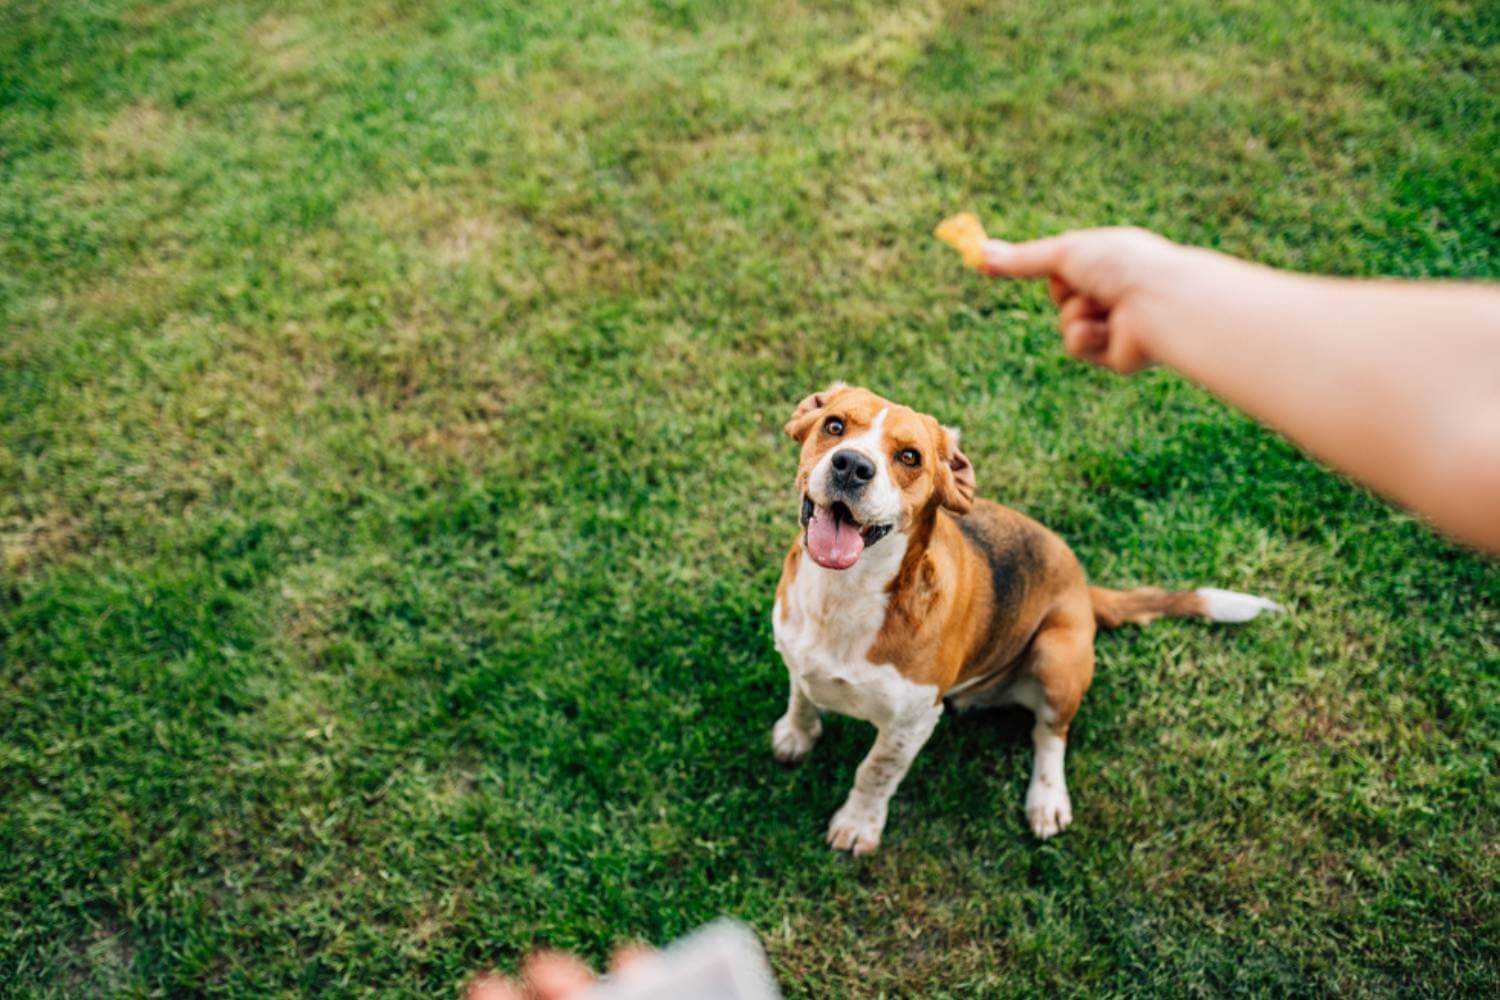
467 947 653 1000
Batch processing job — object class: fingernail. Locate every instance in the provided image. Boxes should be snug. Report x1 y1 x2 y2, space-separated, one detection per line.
981 239 1011 267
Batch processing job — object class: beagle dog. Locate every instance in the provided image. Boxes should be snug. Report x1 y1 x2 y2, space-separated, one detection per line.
771 385 1279 854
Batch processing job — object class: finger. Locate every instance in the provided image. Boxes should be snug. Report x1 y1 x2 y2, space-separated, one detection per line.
466 973 525 1000
979 235 1073 279
1062 318 1110 360
1048 274 1072 307
1105 340 1153 375
1058 294 1104 329
609 945 656 975
522 951 596 999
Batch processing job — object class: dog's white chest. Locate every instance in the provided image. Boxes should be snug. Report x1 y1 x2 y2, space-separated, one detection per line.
773 546 938 728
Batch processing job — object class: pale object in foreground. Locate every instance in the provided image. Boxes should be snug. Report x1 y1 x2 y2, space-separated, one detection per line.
579 919 782 1000
934 212 989 269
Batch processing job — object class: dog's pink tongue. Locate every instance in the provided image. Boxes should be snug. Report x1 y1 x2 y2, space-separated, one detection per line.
806 506 864 570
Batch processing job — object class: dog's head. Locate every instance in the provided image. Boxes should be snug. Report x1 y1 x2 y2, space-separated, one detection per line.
784 384 974 570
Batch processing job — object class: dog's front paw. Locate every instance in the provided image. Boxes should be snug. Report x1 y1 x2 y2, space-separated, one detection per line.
826 797 886 856
1025 781 1073 839
771 713 821 765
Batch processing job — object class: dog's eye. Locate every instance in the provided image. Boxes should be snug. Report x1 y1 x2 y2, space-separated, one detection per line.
896 448 921 467
824 416 845 436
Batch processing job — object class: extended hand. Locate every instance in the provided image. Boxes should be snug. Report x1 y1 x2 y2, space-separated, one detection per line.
980 227 1192 374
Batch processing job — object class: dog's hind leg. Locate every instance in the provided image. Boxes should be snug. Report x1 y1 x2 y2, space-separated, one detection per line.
1008 605 1096 839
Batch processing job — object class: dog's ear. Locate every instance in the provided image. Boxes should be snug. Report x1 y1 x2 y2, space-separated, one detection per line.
784 382 845 441
936 425 975 514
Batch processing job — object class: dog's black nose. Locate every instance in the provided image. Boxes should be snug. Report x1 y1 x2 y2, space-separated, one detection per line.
830 449 876 491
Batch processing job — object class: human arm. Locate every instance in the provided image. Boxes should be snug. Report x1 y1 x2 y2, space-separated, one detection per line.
980 228 1500 553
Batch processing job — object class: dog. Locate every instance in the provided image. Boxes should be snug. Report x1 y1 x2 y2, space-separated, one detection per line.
771 385 1280 853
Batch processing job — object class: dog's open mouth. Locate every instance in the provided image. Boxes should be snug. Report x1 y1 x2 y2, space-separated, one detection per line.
801 496 892 570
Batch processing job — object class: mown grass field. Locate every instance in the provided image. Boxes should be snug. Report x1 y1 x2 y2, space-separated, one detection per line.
3 1 1498 995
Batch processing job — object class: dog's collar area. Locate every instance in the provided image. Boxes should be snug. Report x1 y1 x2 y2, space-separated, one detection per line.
800 495 892 548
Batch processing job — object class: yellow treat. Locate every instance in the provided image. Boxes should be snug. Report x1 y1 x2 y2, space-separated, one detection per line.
934 212 988 270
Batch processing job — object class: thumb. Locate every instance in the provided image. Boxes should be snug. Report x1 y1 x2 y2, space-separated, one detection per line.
979 235 1072 279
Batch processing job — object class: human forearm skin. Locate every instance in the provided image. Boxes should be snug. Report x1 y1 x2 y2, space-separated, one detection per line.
1139 251 1500 553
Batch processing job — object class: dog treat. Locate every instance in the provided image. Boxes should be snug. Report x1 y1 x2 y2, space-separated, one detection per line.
934 212 988 269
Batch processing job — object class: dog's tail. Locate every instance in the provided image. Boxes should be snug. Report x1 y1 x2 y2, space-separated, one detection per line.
1089 585 1282 629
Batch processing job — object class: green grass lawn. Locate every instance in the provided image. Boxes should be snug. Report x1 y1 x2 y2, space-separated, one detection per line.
3 0 1498 994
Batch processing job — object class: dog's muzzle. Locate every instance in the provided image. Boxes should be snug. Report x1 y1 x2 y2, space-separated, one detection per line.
827 449 875 495
800 495 892 570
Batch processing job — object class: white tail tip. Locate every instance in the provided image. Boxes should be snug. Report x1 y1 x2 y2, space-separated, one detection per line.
1195 587 1284 623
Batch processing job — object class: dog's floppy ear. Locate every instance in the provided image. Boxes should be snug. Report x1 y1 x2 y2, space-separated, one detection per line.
936 425 975 514
784 382 845 441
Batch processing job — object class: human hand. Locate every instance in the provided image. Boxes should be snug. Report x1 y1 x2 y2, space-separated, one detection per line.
467 946 652 1000
979 227 1193 374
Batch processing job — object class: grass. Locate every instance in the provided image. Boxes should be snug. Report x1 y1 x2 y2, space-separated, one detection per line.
2 0 1497 994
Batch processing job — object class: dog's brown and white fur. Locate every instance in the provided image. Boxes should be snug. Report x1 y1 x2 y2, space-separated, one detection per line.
772 385 1279 853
